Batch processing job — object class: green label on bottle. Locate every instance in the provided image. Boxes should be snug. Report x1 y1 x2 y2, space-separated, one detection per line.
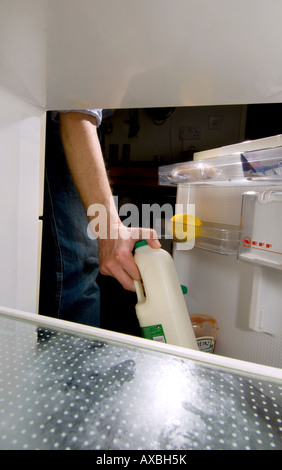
196 336 215 353
141 324 167 343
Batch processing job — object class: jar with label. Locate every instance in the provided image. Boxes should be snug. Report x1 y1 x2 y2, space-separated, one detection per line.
190 314 218 353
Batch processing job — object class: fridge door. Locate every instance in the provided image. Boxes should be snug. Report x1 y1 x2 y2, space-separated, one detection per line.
172 140 282 369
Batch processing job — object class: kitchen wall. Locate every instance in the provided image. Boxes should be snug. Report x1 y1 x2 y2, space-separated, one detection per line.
103 105 247 164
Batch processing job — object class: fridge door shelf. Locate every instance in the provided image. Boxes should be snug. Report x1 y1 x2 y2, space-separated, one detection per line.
159 145 282 186
174 221 240 255
238 190 282 270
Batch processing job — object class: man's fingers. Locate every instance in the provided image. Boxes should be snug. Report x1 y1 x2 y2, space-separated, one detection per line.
97 224 161 292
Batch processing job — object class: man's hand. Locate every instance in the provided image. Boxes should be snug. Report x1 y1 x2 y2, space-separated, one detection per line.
96 223 161 291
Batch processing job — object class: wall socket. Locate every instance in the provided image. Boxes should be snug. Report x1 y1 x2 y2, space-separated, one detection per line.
179 125 202 140
208 115 223 130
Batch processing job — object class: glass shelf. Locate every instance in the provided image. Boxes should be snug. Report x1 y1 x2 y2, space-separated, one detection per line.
0 308 282 450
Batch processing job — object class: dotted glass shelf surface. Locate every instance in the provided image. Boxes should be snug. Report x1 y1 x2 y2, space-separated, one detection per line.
0 316 282 450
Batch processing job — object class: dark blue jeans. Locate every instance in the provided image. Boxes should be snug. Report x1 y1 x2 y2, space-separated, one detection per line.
39 114 100 327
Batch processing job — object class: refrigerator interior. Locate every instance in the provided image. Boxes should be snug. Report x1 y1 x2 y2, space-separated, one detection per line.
1 0 282 390
2 0 282 322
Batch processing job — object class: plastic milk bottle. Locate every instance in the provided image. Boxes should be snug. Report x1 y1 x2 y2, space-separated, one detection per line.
134 241 198 350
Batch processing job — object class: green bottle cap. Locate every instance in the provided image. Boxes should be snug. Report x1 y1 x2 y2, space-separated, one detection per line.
181 285 188 295
134 240 148 249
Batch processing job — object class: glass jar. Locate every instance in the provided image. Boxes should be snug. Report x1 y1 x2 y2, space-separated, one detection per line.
190 314 218 353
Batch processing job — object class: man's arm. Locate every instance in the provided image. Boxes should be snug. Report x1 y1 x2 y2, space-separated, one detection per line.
59 112 160 291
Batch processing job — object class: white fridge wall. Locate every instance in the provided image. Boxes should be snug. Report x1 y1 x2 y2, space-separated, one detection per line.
1 1 282 110
0 88 45 313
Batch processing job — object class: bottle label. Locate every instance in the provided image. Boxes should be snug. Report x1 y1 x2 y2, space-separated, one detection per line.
196 336 215 353
141 324 167 343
